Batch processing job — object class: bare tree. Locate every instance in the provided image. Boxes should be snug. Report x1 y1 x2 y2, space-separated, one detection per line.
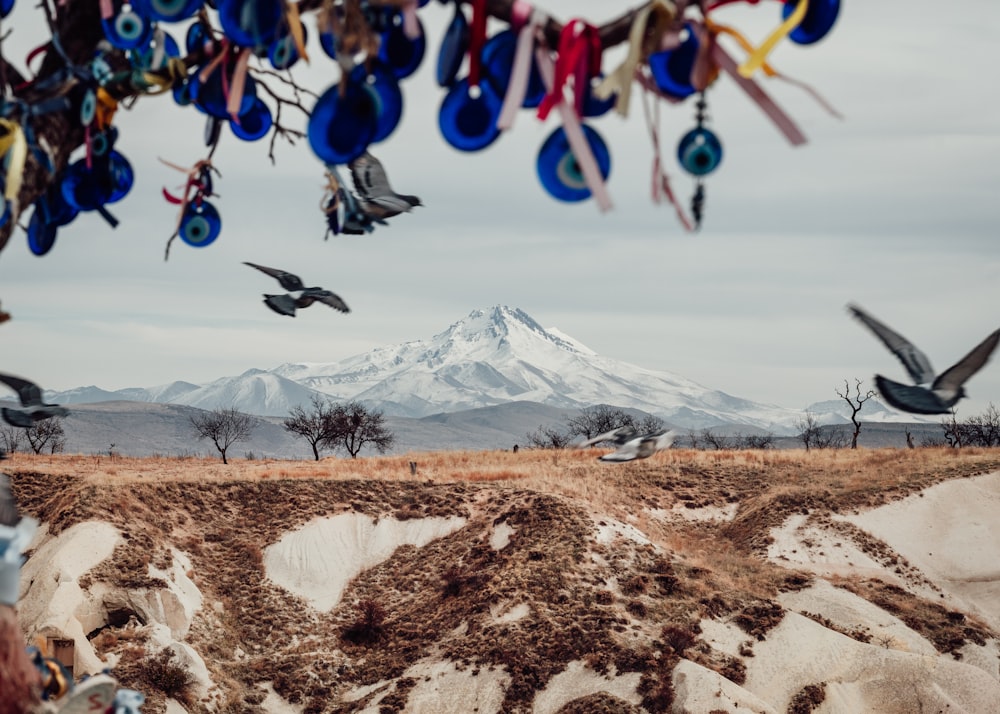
941 412 962 448
190 407 257 464
905 430 915 449
637 414 667 434
0 424 24 454
328 402 394 459
734 433 775 450
701 429 733 450
964 403 1000 447
24 419 66 454
796 413 822 451
524 425 573 450
566 406 636 441
835 378 877 449
283 395 339 461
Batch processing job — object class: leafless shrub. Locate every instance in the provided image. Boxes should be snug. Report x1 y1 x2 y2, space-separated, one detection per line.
341 599 387 645
134 650 196 707
787 683 826 714
524 425 573 449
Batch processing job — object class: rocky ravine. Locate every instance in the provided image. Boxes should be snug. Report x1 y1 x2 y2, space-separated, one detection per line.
8 450 1000 714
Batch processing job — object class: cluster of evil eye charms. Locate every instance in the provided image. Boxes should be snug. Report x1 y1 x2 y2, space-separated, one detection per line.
28 128 134 256
308 5 426 165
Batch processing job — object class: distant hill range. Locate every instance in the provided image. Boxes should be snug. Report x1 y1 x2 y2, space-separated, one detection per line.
23 306 943 456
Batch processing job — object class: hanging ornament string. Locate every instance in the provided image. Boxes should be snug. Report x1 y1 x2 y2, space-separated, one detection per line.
736 0 809 78
467 0 488 87
159 158 217 261
593 0 677 117
534 44 613 212
536 19 601 121
706 18 842 119
496 1 547 130
640 85 693 231
711 41 806 146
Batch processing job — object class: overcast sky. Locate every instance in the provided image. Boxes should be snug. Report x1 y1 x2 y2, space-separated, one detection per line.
1 0 998 416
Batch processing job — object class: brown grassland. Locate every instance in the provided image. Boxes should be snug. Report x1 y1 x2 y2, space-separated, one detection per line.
7 446 1000 713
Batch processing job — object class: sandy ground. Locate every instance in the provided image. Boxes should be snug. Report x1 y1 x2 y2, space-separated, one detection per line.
263 513 467 611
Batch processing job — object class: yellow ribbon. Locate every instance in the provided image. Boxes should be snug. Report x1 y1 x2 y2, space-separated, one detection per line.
94 88 119 128
737 0 808 78
0 119 28 209
593 0 677 117
706 20 779 77
141 57 190 95
285 1 310 65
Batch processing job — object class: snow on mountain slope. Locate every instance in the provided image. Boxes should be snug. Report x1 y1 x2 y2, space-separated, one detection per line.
166 369 328 417
48 307 827 431
271 306 806 431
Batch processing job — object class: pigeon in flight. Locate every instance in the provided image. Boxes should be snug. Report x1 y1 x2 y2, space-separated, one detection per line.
848 303 1000 414
323 154 422 238
596 429 679 463
0 373 69 428
576 426 638 449
244 262 350 317
348 152 423 220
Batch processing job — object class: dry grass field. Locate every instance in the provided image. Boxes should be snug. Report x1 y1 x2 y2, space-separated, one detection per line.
7 446 1000 713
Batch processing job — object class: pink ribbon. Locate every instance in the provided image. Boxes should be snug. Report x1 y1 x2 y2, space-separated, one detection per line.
535 46 613 212
99 0 114 19
497 6 547 131
711 42 806 146
227 48 252 120
401 0 420 40
640 85 693 231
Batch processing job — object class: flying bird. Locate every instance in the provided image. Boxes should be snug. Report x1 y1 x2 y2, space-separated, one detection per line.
0 373 69 428
322 154 421 238
244 262 350 317
848 303 1000 415
596 429 679 463
576 426 638 449
348 151 423 220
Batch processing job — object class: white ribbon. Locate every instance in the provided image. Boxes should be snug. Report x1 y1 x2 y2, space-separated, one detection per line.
535 47 613 212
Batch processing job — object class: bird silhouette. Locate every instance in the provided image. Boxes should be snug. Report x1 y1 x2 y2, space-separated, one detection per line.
848 303 1000 414
0 373 69 428
596 429 679 463
244 262 350 317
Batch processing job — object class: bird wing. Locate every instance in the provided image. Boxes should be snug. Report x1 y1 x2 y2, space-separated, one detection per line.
301 289 350 314
0 373 42 407
598 441 640 462
0 473 20 526
1 408 36 428
576 426 635 449
263 294 298 317
847 304 935 385
244 262 305 292
933 329 1000 393
874 375 949 415
349 152 395 201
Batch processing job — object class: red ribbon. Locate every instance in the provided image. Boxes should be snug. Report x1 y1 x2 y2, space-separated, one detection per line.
536 20 601 121
467 0 488 87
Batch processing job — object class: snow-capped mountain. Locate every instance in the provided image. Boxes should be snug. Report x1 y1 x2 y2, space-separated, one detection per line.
49 306 912 433
270 306 806 431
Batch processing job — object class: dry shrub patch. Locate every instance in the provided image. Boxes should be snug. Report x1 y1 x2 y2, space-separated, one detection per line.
787 683 826 714
6 448 1000 712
